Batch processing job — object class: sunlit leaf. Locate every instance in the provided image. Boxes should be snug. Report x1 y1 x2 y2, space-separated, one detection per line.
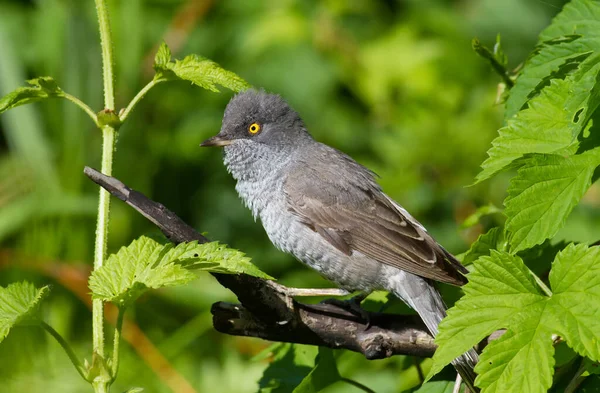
506 0 600 119
475 53 600 183
430 244 600 392
0 282 49 344
153 42 250 93
504 148 600 253
0 77 63 114
89 236 272 307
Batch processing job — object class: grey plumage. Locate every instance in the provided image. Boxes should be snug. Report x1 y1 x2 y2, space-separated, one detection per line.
203 89 479 391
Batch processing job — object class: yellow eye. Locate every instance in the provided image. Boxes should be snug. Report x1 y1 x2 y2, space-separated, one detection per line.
248 122 261 134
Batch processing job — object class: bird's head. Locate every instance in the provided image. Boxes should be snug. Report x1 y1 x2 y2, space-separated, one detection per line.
201 89 312 151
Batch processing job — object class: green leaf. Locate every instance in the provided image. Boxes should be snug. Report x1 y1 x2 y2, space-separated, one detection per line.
0 76 63 114
457 227 505 266
431 244 600 392
154 42 171 69
0 282 49 344
548 244 600 360
474 305 554 393
89 236 272 307
506 0 600 119
428 251 546 383
153 42 250 93
415 381 462 393
293 348 341 393
504 148 600 253
177 240 273 279
460 204 502 229
258 344 316 393
475 53 600 183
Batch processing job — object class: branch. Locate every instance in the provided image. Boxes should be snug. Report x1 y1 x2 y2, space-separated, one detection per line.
83 166 436 359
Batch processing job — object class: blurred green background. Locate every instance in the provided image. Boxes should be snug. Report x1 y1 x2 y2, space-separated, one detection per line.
0 0 568 392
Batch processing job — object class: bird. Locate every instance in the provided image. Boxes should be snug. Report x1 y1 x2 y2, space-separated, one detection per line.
201 89 479 391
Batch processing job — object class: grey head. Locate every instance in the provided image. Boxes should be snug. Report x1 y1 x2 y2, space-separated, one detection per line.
201 89 313 151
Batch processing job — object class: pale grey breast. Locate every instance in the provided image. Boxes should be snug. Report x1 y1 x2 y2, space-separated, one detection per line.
223 141 384 291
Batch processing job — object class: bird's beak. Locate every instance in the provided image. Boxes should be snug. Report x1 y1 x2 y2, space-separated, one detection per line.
200 134 233 147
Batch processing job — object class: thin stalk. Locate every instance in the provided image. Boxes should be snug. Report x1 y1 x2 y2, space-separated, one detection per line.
340 377 376 393
95 0 115 110
110 307 125 380
119 78 166 121
93 0 117 391
532 273 552 297
564 361 587 393
61 92 100 127
41 321 89 382
92 125 115 356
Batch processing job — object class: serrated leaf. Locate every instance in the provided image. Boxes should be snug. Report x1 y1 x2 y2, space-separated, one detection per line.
475 53 600 183
154 42 171 69
153 43 249 93
0 282 49 343
504 148 600 253
181 241 273 279
547 244 600 360
432 244 600 392
428 251 546 383
506 0 600 119
89 236 272 307
457 227 505 266
474 305 554 393
0 76 63 113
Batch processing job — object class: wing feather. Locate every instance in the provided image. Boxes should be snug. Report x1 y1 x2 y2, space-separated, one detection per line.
283 147 468 286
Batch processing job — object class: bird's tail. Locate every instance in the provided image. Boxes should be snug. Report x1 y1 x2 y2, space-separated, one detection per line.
389 272 479 392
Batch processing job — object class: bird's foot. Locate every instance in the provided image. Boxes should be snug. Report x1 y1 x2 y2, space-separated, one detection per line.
321 293 372 329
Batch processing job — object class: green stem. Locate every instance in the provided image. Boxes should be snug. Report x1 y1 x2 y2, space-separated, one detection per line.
110 307 125 380
61 92 100 127
339 377 376 393
92 125 115 355
119 78 165 121
532 273 553 297
41 321 89 382
564 361 587 393
93 0 117 391
95 0 115 110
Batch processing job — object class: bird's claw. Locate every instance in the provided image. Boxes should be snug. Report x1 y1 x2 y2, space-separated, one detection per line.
321 294 372 329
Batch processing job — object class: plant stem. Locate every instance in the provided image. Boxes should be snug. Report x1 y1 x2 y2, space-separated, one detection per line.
533 273 553 297
93 0 117 391
119 78 166 121
564 361 587 393
340 377 376 393
95 0 115 110
41 321 89 382
62 92 100 127
111 307 125 380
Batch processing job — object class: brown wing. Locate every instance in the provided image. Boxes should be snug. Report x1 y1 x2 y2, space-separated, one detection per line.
283 148 468 286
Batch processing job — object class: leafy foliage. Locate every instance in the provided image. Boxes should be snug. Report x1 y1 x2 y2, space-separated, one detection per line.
0 282 49 343
456 227 504 265
504 148 600 253
89 236 272 307
431 245 600 393
505 0 600 120
153 42 250 93
0 77 63 114
475 53 600 183
258 344 342 393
